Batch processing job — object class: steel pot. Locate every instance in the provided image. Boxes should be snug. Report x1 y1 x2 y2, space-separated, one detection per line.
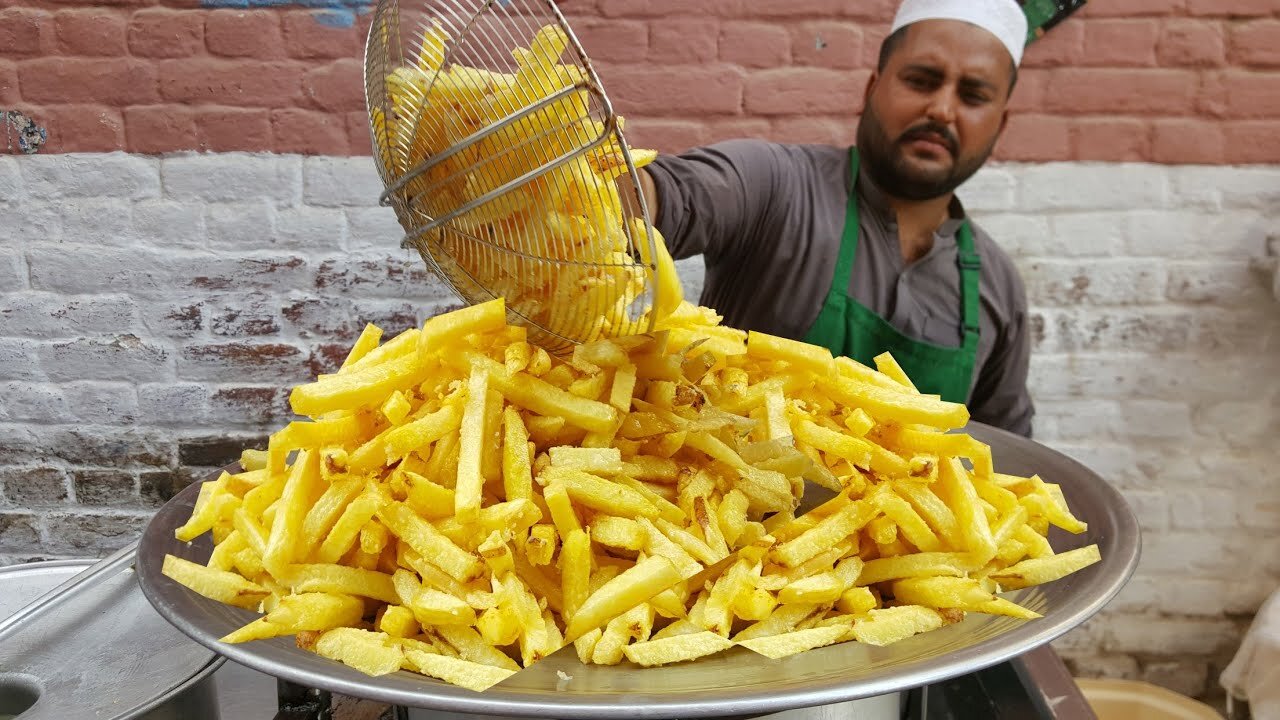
0 559 222 720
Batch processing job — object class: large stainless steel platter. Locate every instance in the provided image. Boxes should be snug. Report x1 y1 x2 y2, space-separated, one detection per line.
137 422 1140 718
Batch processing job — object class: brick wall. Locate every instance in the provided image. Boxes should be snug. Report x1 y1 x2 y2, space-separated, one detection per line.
2 0 1280 162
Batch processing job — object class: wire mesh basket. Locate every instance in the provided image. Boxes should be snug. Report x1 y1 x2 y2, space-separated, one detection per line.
364 0 671 355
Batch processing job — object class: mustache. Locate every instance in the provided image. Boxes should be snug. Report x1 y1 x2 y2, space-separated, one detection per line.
897 123 958 156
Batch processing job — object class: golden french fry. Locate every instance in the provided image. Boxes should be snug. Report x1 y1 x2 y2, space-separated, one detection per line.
989 545 1102 590
455 363 491 525
937 458 997 562
162 554 268 609
549 446 623 475
378 501 484 582
291 351 436 418
772 500 877 568
278 563 400 605
850 606 945 646
379 605 420 638
738 625 845 659
264 450 323 575
544 467 660 520
174 476 239 543
623 630 735 667
404 650 515 692
566 555 681 642
466 354 617 433
857 552 984 586
382 403 463 463
314 628 403 676
502 406 534 501
419 298 508 355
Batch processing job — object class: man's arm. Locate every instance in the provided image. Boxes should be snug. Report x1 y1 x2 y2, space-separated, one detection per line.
617 140 782 261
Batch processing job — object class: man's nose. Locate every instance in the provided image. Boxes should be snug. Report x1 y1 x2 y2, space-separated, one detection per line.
925 90 958 126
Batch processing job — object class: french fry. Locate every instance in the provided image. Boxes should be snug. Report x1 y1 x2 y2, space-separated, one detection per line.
162 554 269 609
733 603 825 642
550 446 624 475
989 544 1102 590
264 450 323 575
379 605 420 638
821 375 969 430
937 458 997 563
278 563 400 605
544 467 660 520
873 352 917 392
455 364 491 525
383 403 463 463
590 515 647 551
772 500 877 568
566 555 681 642
314 628 403 676
316 486 385 564
467 354 617 434
419 299 508 356
890 577 1040 619
221 592 366 644
850 606 945 646
502 406 534 501
623 630 734 667
404 650 515 692
434 625 521 671
378 501 484 582
291 351 436 418
738 625 846 659
747 331 834 377
857 552 984 586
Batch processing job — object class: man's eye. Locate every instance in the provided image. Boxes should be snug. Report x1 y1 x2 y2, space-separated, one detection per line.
963 92 991 105
904 76 933 89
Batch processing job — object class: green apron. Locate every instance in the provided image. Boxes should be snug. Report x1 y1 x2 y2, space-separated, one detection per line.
802 148 980 403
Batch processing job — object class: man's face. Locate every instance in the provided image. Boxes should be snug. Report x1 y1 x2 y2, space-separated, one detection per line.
858 20 1014 202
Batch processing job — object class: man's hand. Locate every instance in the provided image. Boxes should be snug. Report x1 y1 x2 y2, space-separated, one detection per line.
619 167 660 224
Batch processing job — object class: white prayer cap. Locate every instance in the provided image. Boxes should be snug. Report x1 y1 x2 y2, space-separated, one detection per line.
890 0 1029 66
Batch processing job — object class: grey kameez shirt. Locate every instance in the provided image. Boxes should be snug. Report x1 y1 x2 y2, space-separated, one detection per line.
647 139 1035 437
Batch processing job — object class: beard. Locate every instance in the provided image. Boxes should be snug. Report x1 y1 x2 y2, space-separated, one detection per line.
856 105 996 202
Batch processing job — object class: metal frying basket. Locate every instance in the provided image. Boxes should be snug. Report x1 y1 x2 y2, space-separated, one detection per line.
364 0 662 354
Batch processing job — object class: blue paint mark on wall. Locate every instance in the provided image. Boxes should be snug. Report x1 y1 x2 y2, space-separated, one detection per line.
199 0 373 27
314 8 357 27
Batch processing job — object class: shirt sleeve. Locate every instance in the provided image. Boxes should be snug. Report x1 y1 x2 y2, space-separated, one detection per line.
644 139 782 262
968 287 1036 438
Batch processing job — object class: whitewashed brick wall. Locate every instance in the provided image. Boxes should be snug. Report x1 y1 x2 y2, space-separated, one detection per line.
2 153 1278 702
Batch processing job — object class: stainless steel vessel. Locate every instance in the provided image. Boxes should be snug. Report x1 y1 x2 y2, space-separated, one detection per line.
137 422 1140 719
0 559 223 720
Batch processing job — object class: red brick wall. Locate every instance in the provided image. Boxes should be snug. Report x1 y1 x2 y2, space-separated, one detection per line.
3 0 1279 163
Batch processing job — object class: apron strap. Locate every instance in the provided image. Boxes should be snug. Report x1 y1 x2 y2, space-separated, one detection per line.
956 222 981 343
829 148 862 304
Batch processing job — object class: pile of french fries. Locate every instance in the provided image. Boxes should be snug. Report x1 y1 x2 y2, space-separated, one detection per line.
375 22 684 344
162 298 1101 692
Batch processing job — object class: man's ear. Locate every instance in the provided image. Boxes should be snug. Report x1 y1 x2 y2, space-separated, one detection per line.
864 71 878 105
998 108 1009 135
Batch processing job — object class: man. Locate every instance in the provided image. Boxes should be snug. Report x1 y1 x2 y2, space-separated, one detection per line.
630 0 1035 436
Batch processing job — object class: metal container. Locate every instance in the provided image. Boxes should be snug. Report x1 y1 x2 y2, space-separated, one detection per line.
401 694 902 719
0 559 223 720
